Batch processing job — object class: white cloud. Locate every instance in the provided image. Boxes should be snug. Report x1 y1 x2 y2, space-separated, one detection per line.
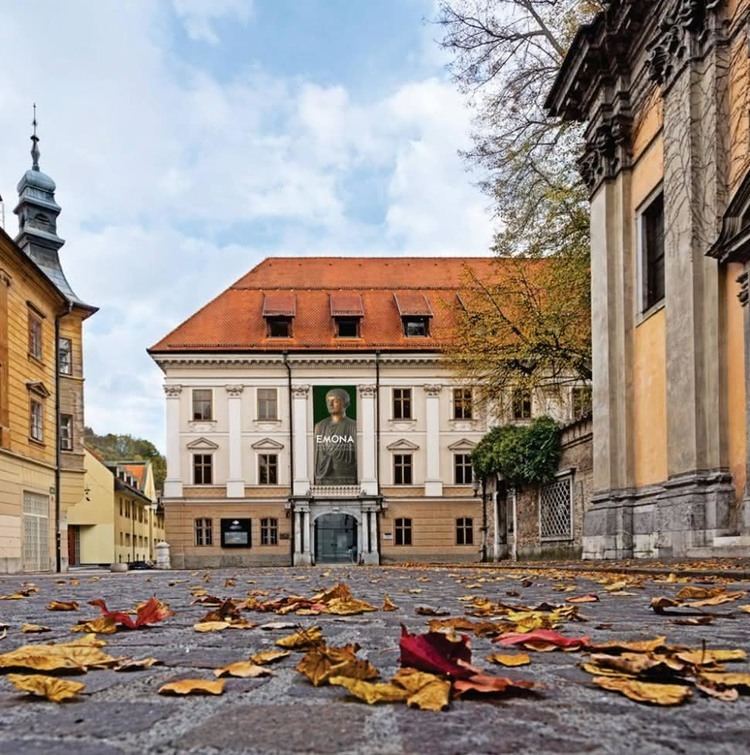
0 2 494 452
172 0 253 44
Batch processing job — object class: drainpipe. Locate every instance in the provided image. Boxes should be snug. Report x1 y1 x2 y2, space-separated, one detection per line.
375 351 381 496
54 301 73 573
511 486 518 562
481 477 488 562
284 352 294 565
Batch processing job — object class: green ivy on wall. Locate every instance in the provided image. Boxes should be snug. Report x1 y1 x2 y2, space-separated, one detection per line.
471 416 561 488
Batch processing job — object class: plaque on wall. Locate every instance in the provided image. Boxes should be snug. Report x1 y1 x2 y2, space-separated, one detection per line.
221 518 251 548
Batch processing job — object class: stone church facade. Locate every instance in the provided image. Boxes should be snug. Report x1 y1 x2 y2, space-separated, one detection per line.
548 0 750 557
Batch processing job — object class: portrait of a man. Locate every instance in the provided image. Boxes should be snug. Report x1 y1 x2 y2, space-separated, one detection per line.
314 387 357 485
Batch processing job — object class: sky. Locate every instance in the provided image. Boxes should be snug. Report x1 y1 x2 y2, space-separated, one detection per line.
0 0 495 452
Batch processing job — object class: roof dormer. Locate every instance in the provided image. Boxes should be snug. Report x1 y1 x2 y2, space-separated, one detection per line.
394 292 432 337
262 292 296 338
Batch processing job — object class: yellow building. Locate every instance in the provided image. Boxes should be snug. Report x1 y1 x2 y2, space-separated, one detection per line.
547 0 750 557
67 450 164 566
0 125 96 572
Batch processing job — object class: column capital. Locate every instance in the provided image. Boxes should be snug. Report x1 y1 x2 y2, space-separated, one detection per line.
292 384 310 398
163 384 182 398
225 384 244 397
358 384 377 398
423 384 443 397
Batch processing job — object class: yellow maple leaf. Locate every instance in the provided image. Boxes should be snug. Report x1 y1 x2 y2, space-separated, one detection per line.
0 638 118 672
71 616 118 635
382 595 398 612
213 661 273 678
6 673 85 702
392 668 451 711
250 649 290 665
47 601 79 611
487 653 531 667
276 626 323 649
21 624 51 633
328 675 409 705
676 648 747 666
159 679 225 695
593 676 691 705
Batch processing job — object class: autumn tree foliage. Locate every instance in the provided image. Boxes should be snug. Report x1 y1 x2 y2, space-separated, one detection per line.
436 0 598 392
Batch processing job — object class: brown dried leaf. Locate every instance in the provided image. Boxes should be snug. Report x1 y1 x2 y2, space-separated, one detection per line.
47 601 79 612
21 624 51 633
593 676 691 705
698 672 750 691
382 595 398 612
250 649 290 665
676 648 747 666
415 605 450 616
487 653 531 667
113 657 161 672
159 678 225 695
324 598 377 616
328 675 408 705
71 616 118 635
589 637 668 654
392 668 450 711
453 673 536 698
566 594 599 604
276 626 323 649
695 680 739 701
0 638 118 672
213 661 273 678
6 673 85 702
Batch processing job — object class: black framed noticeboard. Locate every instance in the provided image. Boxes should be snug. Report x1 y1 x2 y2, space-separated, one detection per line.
221 518 251 548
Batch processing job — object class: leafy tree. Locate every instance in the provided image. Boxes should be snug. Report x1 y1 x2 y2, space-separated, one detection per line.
436 1 597 393
84 427 166 493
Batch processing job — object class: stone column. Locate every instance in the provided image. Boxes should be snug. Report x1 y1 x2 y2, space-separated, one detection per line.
293 503 312 565
303 509 312 563
226 385 244 497
292 385 310 496
294 508 302 554
423 384 442 496
358 384 377 494
360 511 369 555
740 270 750 533
163 385 183 498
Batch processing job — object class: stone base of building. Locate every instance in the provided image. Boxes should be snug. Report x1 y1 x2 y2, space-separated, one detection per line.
583 470 735 559
0 557 23 574
173 553 291 569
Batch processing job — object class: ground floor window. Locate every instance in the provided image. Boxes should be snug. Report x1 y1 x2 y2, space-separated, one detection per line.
260 517 278 545
539 474 573 541
394 517 412 546
195 517 213 546
456 517 473 545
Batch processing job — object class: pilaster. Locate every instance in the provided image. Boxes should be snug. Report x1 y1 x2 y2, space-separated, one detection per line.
163 384 183 498
226 385 244 498
358 384 377 495
292 385 310 496
423 384 442 496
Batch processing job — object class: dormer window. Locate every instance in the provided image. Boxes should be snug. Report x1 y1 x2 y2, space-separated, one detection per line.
262 292 296 339
394 293 432 337
330 293 363 338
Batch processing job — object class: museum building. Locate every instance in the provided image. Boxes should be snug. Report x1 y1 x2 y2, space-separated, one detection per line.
149 257 580 567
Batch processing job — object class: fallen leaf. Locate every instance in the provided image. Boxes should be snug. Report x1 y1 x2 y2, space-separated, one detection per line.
0 637 118 672
259 621 298 631
159 679 225 696
47 601 79 611
592 676 691 705
589 637 667 654
382 595 398 612
669 616 715 626
70 616 118 635
6 673 85 702
325 598 377 616
675 648 747 666
250 649 290 665
399 625 474 678
415 605 450 616
213 661 273 678
276 626 323 649
296 644 378 686
113 657 161 672
698 672 750 691
695 680 739 701
392 667 451 711
89 596 174 629
21 624 51 634
495 629 589 652
487 653 531 667
566 594 599 604
328 675 408 705
452 673 536 698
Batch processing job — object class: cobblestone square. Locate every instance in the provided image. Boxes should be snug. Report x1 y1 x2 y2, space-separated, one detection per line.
1 564 749 754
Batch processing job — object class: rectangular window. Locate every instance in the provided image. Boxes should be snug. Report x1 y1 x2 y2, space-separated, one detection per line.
260 517 278 545
394 517 412 546
335 317 360 337
28 311 43 360
258 454 278 485
192 389 213 421
29 398 43 441
58 337 72 375
59 414 73 451
257 388 278 420
195 517 213 546
393 454 413 485
402 316 429 337
454 454 473 485
267 317 292 338
456 517 473 546
392 388 412 420
540 475 573 541
571 386 592 420
193 454 213 485
642 192 665 311
512 389 532 420
119 500 123 516
453 388 473 420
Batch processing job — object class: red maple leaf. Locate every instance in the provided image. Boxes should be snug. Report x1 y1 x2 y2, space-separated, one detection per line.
89 596 173 629
495 629 589 650
399 625 477 678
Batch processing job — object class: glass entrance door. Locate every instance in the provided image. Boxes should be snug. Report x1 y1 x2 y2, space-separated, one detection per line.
314 514 358 563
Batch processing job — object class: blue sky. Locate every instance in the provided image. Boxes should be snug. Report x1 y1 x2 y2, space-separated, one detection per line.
0 0 494 451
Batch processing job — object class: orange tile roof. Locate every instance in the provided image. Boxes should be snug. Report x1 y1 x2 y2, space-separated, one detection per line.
149 256 519 354
121 464 146 488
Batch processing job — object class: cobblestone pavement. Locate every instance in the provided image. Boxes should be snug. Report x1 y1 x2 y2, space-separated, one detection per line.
1 565 749 755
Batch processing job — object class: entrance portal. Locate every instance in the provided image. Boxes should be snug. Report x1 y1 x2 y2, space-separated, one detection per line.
314 513 358 563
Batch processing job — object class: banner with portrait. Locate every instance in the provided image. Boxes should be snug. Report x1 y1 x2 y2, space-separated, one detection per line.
313 385 357 485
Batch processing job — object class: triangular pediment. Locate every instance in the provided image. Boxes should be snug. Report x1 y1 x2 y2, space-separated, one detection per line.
26 381 51 398
251 437 285 450
186 437 219 450
386 438 420 451
448 438 476 452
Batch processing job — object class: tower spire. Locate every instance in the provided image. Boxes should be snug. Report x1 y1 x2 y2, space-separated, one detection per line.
31 103 40 171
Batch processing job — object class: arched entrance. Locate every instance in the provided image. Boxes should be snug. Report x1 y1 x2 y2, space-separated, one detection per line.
314 513 358 563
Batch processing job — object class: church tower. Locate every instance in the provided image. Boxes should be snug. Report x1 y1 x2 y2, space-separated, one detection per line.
13 106 88 307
